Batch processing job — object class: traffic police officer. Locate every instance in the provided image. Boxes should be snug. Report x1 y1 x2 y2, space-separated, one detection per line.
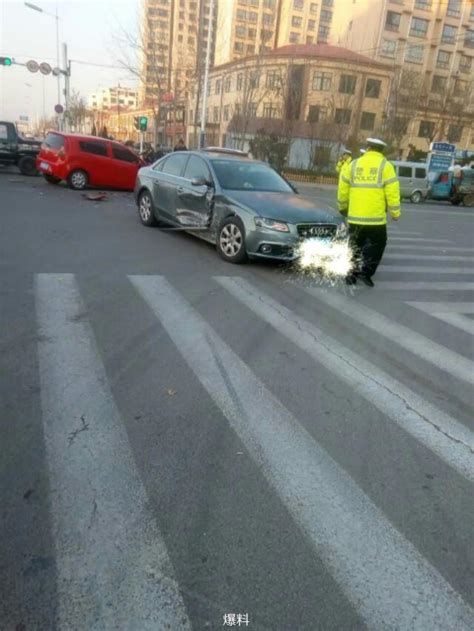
336 148 352 174
337 138 401 287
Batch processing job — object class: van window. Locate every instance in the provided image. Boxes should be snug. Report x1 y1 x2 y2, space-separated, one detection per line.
112 146 137 163
161 153 188 176
415 168 426 179
44 133 65 150
398 166 412 178
79 140 108 156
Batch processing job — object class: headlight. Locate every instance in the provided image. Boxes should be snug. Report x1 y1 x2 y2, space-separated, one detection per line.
336 222 348 239
254 217 290 233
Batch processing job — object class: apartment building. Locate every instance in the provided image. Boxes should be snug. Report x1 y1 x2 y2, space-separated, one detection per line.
142 0 217 115
188 44 393 164
330 0 474 152
89 87 139 112
215 0 336 65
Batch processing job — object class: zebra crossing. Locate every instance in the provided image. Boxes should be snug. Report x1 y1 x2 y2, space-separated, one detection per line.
31 266 474 629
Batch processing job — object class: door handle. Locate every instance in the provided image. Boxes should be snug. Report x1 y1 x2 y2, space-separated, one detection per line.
177 186 185 194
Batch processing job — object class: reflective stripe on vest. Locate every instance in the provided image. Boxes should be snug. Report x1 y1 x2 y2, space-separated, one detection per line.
347 215 387 223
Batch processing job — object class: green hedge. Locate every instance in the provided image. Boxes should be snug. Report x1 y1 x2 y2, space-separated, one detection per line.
282 168 337 185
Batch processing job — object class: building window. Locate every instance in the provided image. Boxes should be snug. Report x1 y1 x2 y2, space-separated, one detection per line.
263 103 278 118
446 0 461 18
223 105 230 121
441 24 457 43
312 71 332 90
385 11 401 31
360 112 376 131
318 25 330 40
249 71 260 88
263 0 276 7
234 42 244 52
453 79 466 96
308 19 316 30
365 78 381 98
215 78 222 94
248 28 257 38
465 30 474 48
266 70 281 88
418 120 435 138
248 102 258 117
236 25 246 38
292 16 302 27
213 107 220 123
263 14 274 25
323 0 333 5
249 11 258 23
431 75 447 94
247 43 255 53
410 17 429 38
188 36 195 46
289 32 300 43
339 74 357 94
306 35 314 44
293 0 304 8
436 50 451 69
471 4 474 20
448 124 463 142
335 108 351 124
310 3 318 13
414 0 432 9
459 55 472 73
224 76 232 92
320 10 332 22
235 103 242 115
405 43 424 63
307 105 327 122
237 73 243 91
381 38 397 57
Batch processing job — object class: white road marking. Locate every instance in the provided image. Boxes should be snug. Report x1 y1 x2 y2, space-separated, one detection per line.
379 265 473 274
408 302 474 336
387 230 422 236
215 276 474 482
300 286 474 385
387 245 473 253
389 237 451 243
35 274 191 631
130 274 474 631
375 282 474 290
384 253 474 262
406 209 474 218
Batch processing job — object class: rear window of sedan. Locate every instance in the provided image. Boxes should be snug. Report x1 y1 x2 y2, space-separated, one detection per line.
43 133 65 150
210 160 293 193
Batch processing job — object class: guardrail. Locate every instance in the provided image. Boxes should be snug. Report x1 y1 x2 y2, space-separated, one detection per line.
282 172 338 185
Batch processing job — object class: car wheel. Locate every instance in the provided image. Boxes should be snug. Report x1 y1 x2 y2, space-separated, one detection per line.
217 216 247 264
410 191 422 204
18 156 37 176
44 174 60 185
68 169 88 190
138 190 157 226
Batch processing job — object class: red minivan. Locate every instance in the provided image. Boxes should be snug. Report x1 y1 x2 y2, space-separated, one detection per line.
36 132 144 191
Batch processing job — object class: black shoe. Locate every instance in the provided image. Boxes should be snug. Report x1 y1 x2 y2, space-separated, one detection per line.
345 275 357 286
360 275 374 287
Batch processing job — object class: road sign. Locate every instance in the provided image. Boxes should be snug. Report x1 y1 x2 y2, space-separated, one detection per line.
26 60 39 73
430 142 456 154
428 141 456 173
19 115 29 122
54 104 64 114
39 62 52 75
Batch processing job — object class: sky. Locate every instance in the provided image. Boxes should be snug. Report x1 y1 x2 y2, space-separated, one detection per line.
0 0 140 124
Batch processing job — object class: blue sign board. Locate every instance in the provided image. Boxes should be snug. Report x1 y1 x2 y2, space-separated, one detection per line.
428 153 454 172
430 142 456 154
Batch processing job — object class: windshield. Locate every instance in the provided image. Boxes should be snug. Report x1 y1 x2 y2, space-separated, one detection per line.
211 159 293 193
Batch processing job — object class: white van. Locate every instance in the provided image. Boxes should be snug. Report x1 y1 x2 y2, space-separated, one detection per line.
392 161 429 203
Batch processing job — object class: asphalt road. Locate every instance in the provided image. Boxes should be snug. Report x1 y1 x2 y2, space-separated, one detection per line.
1 171 473 631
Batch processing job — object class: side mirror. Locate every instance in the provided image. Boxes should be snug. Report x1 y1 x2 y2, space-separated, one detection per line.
191 176 212 187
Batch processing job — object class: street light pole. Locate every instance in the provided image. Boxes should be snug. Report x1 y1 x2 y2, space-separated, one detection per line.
24 2 62 130
199 0 215 149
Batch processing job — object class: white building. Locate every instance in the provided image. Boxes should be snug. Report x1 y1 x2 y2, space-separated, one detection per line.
88 87 139 112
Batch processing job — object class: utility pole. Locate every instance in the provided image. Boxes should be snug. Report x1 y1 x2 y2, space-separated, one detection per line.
199 0 215 149
62 43 71 132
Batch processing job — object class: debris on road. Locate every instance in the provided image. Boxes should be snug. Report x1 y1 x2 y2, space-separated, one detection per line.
166 388 177 396
82 192 108 202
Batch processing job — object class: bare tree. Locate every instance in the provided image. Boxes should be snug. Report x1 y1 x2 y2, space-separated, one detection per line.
65 90 89 133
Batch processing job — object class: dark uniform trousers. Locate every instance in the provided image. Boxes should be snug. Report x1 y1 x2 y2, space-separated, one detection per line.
348 224 387 279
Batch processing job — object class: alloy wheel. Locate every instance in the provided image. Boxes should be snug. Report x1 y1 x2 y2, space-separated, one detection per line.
140 195 152 222
220 223 243 257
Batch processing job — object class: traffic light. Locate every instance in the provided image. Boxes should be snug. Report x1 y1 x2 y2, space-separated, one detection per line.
139 116 148 132
0 57 12 66
134 116 140 130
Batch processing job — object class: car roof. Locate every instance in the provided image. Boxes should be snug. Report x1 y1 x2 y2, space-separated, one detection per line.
45 131 113 142
193 150 258 163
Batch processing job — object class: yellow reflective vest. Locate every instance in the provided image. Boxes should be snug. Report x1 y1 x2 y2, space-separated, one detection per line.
337 151 401 225
336 156 351 174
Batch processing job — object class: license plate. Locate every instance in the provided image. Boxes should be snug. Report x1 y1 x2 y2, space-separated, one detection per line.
40 161 49 170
